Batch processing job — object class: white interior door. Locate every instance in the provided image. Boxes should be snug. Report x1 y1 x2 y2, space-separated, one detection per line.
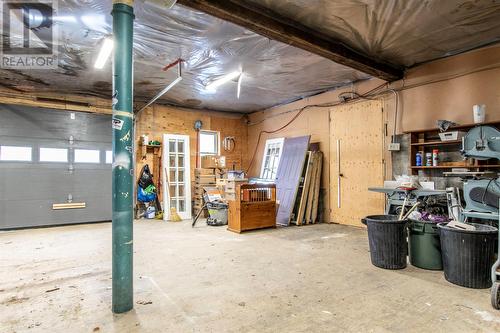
163 134 191 220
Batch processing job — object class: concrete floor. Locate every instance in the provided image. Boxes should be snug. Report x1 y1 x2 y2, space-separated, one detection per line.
1 221 499 333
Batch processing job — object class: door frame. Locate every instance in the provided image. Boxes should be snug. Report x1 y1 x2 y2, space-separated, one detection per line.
162 134 192 220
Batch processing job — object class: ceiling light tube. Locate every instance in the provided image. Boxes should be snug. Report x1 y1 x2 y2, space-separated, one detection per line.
206 71 241 91
94 38 113 69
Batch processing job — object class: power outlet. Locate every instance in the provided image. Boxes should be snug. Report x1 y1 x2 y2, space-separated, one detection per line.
388 143 401 151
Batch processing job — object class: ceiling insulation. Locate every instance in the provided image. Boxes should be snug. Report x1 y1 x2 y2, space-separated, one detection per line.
245 0 500 67
1 0 499 113
0 0 369 113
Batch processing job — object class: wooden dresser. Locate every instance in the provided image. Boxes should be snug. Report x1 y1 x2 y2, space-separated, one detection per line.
227 183 276 233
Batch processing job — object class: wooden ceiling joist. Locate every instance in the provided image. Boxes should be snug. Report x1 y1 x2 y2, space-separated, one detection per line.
176 0 403 81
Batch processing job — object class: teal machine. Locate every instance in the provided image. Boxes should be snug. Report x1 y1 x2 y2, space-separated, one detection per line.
459 126 500 220
449 125 500 309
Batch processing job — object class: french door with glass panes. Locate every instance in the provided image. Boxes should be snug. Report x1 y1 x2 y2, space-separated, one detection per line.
163 134 191 220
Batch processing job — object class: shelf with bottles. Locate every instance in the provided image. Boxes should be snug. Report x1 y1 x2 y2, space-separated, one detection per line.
405 120 500 175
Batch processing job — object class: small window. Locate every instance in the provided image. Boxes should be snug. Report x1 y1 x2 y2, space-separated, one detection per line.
39 148 68 162
105 150 112 164
199 130 219 155
0 146 32 161
75 149 100 163
260 138 284 180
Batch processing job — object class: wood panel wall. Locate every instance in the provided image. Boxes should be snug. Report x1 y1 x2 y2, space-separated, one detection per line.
134 104 248 201
247 104 331 222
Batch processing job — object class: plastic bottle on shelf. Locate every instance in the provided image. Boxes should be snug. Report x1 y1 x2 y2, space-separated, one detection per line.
432 149 439 166
416 152 422 166
425 152 432 166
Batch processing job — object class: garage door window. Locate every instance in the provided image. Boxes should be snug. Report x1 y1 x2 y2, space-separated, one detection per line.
39 148 68 162
105 150 112 164
75 149 100 163
0 146 32 161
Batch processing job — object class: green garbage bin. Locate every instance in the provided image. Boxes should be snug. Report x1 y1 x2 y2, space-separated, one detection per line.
408 220 443 270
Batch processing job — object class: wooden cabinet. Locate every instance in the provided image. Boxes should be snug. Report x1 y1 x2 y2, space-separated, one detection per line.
228 183 276 233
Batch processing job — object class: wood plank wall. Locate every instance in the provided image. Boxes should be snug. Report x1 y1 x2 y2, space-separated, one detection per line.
247 105 332 222
135 104 248 201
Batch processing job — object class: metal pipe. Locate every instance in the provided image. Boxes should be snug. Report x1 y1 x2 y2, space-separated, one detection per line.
111 0 135 314
137 61 183 114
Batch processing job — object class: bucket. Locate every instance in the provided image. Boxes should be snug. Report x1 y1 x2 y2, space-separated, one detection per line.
362 215 408 269
473 104 486 124
438 222 497 288
146 206 156 219
409 220 442 270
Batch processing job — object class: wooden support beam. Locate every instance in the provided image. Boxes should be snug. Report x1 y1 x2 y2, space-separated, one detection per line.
0 88 112 114
176 0 403 81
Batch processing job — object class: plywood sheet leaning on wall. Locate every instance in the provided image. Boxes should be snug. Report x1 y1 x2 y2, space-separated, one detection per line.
275 135 311 226
329 100 385 227
290 150 323 225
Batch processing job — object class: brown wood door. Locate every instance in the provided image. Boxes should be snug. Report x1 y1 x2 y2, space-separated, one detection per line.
276 135 311 226
329 100 385 227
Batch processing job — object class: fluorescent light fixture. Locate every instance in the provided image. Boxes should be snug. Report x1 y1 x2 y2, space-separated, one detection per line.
52 15 77 23
94 38 113 69
237 73 244 99
139 76 183 112
206 71 241 91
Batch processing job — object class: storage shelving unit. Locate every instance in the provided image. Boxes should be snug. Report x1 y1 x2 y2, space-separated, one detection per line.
405 121 500 175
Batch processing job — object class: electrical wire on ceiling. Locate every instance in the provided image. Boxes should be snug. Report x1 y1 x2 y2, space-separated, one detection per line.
244 59 500 171
245 102 338 173
247 60 500 127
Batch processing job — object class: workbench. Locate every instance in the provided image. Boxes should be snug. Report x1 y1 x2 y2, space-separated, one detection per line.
368 187 446 215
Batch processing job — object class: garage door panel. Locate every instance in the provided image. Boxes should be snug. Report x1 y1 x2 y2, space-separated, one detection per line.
0 104 112 229
0 198 111 229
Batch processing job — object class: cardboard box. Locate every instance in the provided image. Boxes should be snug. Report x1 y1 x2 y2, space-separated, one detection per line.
201 155 218 168
225 193 236 201
195 168 215 175
200 155 226 169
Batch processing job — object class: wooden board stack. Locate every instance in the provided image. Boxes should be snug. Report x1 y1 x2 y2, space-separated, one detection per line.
290 151 323 225
194 168 217 216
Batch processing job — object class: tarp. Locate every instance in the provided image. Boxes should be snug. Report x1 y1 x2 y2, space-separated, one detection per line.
247 0 500 67
0 0 369 112
2 0 499 112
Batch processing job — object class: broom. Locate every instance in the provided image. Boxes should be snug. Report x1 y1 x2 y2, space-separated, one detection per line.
165 167 182 222
169 207 182 222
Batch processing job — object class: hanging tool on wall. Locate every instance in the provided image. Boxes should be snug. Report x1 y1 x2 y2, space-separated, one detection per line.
222 136 235 152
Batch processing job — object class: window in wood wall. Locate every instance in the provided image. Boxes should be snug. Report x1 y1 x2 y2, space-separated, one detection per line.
199 130 219 156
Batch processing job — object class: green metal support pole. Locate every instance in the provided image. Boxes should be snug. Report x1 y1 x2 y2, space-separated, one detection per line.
111 0 134 314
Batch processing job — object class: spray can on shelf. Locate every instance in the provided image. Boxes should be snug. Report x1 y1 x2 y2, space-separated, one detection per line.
425 152 433 166
416 152 423 166
432 149 439 166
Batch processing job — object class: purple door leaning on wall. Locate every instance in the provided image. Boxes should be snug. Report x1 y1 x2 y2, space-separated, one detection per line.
275 135 311 226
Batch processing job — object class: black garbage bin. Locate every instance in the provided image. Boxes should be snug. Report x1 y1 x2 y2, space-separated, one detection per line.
362 215 408 269
438 222 498 289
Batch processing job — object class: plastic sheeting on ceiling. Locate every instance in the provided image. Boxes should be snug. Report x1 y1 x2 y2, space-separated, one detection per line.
245 0 500 67
0 1 370 113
